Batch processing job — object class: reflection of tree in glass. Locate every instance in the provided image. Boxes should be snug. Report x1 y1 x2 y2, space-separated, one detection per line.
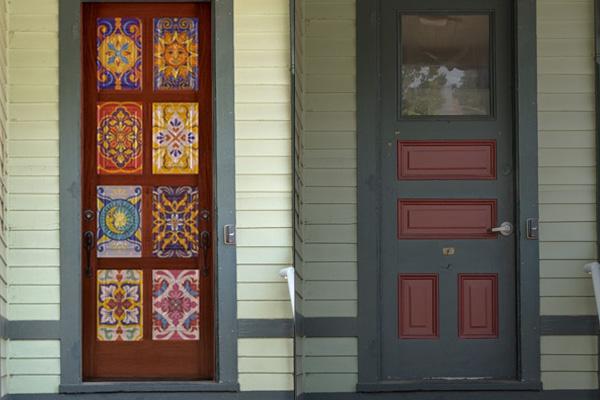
402 66 447 116
452 69 489 115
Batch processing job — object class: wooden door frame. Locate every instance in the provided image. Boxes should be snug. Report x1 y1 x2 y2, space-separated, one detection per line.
356 0 541 392
59 0 238 392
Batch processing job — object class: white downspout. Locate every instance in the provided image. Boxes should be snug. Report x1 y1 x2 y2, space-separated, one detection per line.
280 266 295 314
584 262 600 320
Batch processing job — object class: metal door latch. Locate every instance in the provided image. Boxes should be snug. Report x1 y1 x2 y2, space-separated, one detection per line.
224 224 236 245
490 221 514 237
527 218 539 240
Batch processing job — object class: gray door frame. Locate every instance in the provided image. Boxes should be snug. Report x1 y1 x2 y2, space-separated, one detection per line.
356 0 540 391
59 0 238 391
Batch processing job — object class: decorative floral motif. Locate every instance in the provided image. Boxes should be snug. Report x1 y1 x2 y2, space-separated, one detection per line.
152 103 199 174
152 269 200 340
97 17 142 90
97 102 143 174
153 18 199 90
97 269 143 341
152 186 199 258
97 186 142 258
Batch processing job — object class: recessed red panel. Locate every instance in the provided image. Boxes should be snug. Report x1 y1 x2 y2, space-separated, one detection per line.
398 274 438 339
397 199 496 239
459 274 498 339
397 140 496 180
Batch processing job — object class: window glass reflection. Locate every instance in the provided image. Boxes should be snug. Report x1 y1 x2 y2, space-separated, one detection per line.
401 15 491 116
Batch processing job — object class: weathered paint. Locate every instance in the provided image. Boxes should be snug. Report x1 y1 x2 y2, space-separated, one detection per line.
5 0 293 394
0 0 8 396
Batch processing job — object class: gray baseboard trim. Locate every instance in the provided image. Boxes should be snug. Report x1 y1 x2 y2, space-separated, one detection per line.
301 390 598 400
60 382 240 394
303 317 357 337
238 319 293 338
540 316 599 335
9 320 60 340
8 392 292 400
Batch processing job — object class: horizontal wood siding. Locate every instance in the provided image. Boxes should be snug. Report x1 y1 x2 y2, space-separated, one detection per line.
0 0 7 396
538 0 599 390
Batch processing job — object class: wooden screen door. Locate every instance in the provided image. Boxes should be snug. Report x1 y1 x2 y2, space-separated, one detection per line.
81 3 214 380
379 0 517 381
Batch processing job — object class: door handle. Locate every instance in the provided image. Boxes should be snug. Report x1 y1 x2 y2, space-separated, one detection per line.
200 231 210 277
83 231 95 278
490 222 514 237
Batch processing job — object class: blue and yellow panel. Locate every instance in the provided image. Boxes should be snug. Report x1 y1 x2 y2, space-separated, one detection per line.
97 17 142 91
152 269 200 340
153 17 199 90
97 102 143 174
152 186 199 258
97 269 143 341
152 103 199 174
97 186 142 258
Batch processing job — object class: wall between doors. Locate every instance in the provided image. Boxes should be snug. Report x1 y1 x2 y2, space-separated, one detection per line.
295 0 600 393
4 0 293 394
0 0 8 397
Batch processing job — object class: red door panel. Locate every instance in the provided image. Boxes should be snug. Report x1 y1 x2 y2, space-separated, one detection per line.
397 199 497 239
397 140 496 180
459 274 499 339
398 275 439 339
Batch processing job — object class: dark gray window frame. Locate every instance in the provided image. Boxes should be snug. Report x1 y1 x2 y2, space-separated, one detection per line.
58 0 238 392
356 0 540 392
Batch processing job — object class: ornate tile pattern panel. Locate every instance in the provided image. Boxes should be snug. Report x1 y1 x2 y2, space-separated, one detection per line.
97 102 143 174
152 269 200 340
152 186 199 258
152 103 199 174
97 269 143 341
97 17 142 91
153 17 199 90
97 186 142 258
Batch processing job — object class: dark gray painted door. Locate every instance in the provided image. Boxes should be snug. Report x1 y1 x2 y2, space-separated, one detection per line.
379 0 517 380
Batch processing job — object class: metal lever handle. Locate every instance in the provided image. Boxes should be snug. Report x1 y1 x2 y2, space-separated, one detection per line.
490 222 514 237
83 231 95 277
200 231 210 277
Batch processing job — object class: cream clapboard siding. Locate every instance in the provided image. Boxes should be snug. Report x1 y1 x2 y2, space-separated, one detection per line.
538 0 598 389
7 0 61 394
0 0 8 396
4 0 294 394
235 0 293 391
299 0 357 393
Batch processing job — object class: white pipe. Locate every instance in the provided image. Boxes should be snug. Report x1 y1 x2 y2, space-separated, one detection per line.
279 266 295 314
584 262 600 321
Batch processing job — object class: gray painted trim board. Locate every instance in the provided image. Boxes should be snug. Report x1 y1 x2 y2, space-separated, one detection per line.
6 316 599 340
58 0 237 389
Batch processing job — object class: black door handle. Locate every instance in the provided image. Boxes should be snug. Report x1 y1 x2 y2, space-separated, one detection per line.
83 231 95 278
200 231 210 277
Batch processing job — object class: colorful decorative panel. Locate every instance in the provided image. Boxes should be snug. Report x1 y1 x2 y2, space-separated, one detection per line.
97 102 143 174
152 269 200 340
153 17 199 90
97 17 142 90
97 269 143 341
152 103 199 174
152 186 199 258
97 186 142 258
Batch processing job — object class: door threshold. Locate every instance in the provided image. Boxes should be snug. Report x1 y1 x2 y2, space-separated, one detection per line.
60 381 240 394
357 379 542 392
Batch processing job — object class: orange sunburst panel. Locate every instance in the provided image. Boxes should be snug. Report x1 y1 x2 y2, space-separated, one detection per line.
97 102 144 175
